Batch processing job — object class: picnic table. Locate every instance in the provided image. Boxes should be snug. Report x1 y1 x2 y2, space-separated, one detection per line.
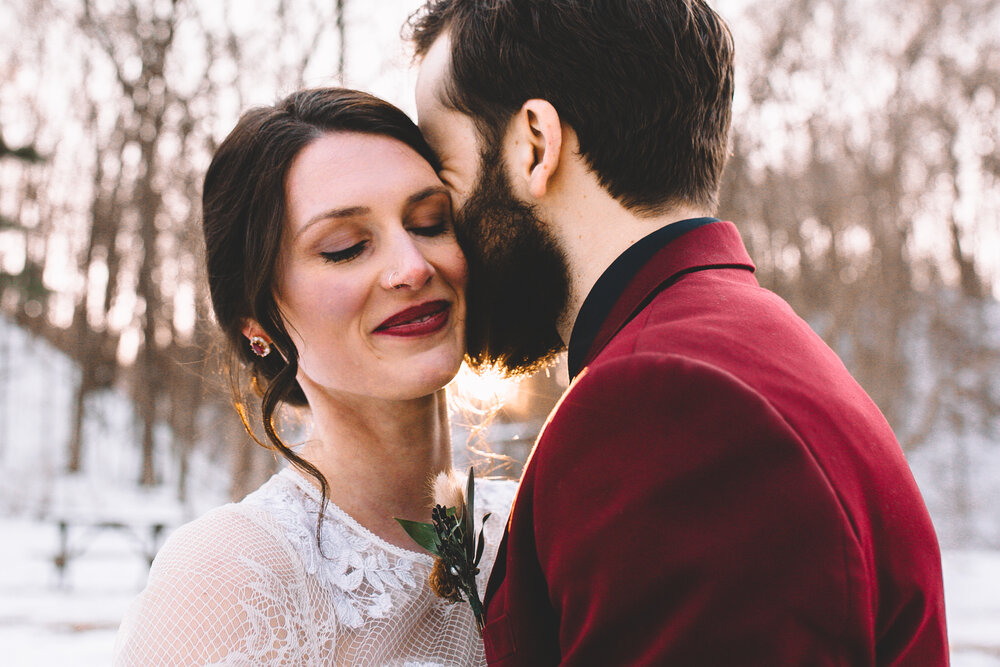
52 517 168 586
47 474 188 587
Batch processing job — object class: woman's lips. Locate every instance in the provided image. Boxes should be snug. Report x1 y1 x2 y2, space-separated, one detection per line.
374 300 451 337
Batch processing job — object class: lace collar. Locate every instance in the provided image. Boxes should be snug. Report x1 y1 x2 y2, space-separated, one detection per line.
276 467 436 566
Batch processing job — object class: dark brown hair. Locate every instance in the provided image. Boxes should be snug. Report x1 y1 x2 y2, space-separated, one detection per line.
203 87 439 506
408 0 735 213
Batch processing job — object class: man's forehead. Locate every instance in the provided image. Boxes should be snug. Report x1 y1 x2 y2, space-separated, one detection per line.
415 33 453 116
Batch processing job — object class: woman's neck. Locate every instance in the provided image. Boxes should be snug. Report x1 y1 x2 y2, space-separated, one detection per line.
296 387 453 551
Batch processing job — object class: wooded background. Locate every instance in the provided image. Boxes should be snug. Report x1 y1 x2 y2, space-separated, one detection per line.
1 0 998 543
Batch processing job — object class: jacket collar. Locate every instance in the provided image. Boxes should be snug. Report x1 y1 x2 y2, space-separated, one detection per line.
567 220 755 378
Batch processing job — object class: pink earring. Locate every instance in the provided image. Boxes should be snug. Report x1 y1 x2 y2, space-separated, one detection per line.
249 335 271 358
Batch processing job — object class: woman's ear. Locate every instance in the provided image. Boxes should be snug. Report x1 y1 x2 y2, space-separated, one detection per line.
507 99 563 200
241 319 267 342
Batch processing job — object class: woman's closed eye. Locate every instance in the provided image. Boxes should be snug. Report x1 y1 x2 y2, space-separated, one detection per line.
318 208 450 263
410 221 449 237
408 211 453 238
321 241 367 263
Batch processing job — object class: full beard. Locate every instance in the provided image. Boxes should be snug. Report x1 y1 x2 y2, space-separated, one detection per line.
453 146 571 377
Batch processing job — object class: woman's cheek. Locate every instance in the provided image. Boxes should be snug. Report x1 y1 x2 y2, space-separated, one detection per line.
286 268 363 338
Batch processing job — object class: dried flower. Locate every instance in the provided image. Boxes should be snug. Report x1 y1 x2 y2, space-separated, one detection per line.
396 468 491 635
431 469 466 514
429 557 463 603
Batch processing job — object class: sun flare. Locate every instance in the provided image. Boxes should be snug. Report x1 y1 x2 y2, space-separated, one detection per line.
449 362 522 412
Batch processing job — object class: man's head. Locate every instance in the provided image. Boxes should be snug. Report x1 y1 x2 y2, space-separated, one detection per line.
409 0 735 375
409 0 735 214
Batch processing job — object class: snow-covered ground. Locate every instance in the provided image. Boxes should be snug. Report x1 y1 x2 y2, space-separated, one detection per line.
2 314 999 665
0 517 143 666
0 513 996 665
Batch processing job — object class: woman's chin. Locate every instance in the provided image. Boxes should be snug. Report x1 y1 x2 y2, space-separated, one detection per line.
424 358 466 395
388 355 465 401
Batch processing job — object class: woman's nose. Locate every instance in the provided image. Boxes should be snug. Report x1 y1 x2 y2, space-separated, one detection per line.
382 235 435 291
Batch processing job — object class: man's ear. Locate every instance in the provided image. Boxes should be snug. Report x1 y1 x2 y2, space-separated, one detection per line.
508 99 563 200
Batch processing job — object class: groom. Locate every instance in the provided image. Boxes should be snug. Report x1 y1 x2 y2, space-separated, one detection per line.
409 1 948 664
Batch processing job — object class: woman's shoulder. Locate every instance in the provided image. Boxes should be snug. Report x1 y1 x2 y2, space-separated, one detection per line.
146 473 314 584
113 477 313 665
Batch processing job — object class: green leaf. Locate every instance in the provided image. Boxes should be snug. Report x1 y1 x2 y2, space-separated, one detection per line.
474 513 491 567
465 467 476 516
394 518 440 554
464 467 476 562
475 530 486 566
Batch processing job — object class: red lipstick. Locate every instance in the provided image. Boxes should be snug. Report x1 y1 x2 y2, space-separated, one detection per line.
374 300 451 337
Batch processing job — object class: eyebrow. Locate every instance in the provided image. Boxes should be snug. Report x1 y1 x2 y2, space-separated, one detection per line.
405 185 450 207
294 185 450 240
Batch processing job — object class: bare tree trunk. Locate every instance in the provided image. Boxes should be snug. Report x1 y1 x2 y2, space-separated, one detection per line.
79 1 181 486
336 0 347 82
67 376 87 472
67 100 112 472
168 341 205 502
950 218 982 299
136 134 164 485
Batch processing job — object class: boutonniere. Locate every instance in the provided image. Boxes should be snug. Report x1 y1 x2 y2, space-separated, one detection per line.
395 468 491 634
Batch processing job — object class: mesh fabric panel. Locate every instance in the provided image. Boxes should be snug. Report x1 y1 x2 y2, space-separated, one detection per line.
113 470 516 666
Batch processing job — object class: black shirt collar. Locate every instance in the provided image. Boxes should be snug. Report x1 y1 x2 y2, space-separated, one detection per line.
566 217 720 378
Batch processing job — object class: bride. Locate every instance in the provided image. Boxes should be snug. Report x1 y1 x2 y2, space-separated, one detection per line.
113 87 515 666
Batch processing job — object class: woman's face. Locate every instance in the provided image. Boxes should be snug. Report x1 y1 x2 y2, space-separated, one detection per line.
275 131 467 403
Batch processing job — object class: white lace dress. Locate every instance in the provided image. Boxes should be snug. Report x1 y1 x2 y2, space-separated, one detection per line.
113 468 516 666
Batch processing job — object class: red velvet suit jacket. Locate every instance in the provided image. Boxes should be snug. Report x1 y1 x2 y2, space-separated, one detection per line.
482 222 948 666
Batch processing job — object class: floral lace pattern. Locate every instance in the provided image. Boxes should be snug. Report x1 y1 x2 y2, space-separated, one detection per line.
113 468 516 667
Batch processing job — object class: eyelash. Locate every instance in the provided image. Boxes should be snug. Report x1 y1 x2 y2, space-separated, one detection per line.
319 220 450 264
410 221 449 237
321 243 366 264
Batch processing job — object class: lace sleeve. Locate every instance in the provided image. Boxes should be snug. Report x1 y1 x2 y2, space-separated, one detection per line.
112 505 314 667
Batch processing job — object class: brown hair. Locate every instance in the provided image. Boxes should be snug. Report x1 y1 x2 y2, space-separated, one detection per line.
203 87 439 506
408 0 735 213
